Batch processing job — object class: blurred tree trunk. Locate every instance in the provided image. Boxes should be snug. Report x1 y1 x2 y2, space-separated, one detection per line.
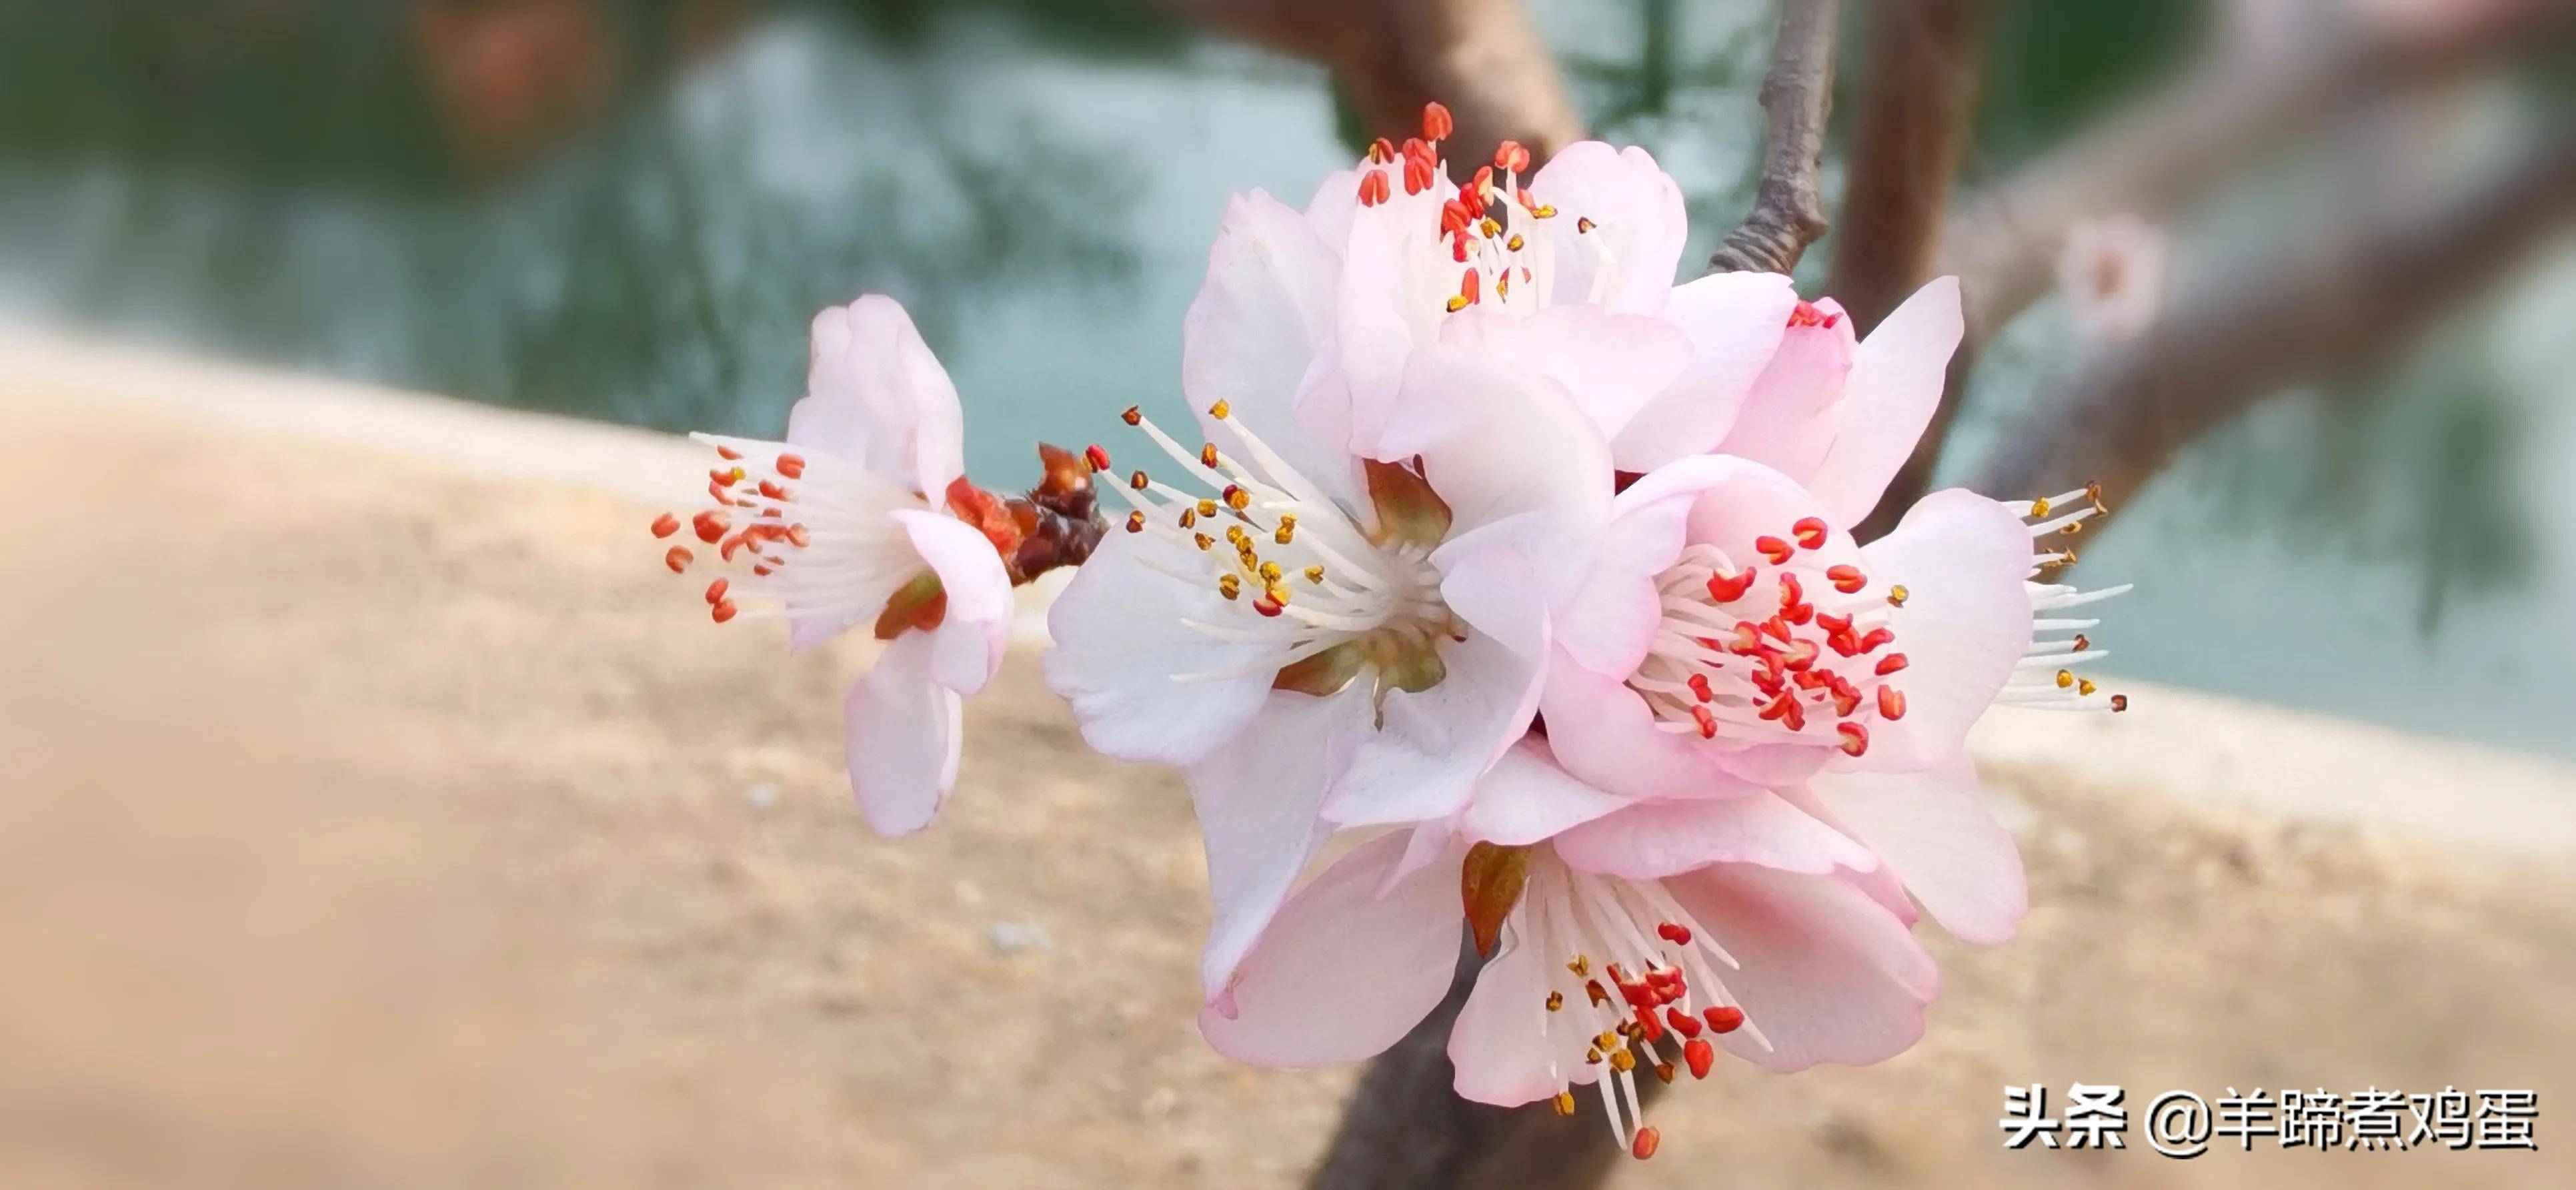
1158 0 1585 163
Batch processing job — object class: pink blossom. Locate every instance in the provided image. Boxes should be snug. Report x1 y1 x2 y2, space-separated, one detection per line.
1202 742 1938 1154
656 295 1014 836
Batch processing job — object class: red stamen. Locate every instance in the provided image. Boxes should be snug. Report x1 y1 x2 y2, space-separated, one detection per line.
1084 444 1112 472
1877 686 1907 720
716 444 742 460
1656 922 1692 945
1630 1127 1660 1161
692 510 729 544
1690 705 1716 740
1422 101 1452 141
1792 517 1827 550
775 453 805 480
1704 566 1756 603
664 546 693 573
1494 139 1530 173
1367 137 1395 163
704 578 728 605
1874 652 1909 676
1404 156 1434 195
1755 535 1794 564
1837 722 1869 756
1683 1038 1715 1079
650 512 680 539
1856 626 1894 652
1666 1008 1702 1039
1704 1006 1746 1033
710 599 738 624
1777 572 1803 611
1686 673 1712 702
1826 564 1866 594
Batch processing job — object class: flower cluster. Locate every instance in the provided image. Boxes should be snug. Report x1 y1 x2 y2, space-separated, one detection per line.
652 103 2127 1159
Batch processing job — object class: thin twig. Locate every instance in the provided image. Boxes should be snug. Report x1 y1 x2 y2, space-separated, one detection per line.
1708 0 1843 275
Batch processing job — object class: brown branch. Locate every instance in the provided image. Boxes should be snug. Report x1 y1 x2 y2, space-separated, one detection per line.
1938 0 2576 349
1707 0 1843 274
1820 0 1992 332
1967 133 2576 524
1158 0 1586 163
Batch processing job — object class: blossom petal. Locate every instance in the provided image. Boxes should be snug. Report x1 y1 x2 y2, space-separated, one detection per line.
1672 864 1939 1071
1458 737 1632 847
1538 662 1744 802
889 510 1011 696
1324 546 1546 826
1811 752 2027 944
1611 271 1800 470
793 295 964 497
1448 937 1568 1107
1554 454 1746 676
1528 142 1688 315
1042 530 1274 766
1189 687 1376 998
1376 342 1613 540
1436 305 1690 446
1554 792 1876 880
1711 306 1855 488
1184 191 1359 507
842 631 963 836
1846 488 2033 770
1804 276 1963 525
1198 831 1463 1067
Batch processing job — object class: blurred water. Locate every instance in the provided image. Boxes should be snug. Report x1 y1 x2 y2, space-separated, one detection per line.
2 2 2571 762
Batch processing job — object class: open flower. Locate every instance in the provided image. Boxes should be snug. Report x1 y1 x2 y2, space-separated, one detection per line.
653 295 1015 836
1201 742 1934 1160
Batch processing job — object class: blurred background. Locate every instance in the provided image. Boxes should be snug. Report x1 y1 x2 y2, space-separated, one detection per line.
1 1 2572 1188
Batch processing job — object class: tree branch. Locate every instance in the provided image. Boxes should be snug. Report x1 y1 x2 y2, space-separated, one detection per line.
1158 0 1586 163
1966 133 2576 520
1707 0 1842 274
1820 0 1992 332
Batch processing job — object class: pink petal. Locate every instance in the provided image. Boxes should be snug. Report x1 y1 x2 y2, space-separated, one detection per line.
1183 191 1358 506
1611 271 1800 471
1538 662 1746 802
1302 167 1364 254
1198 830 1463 1067
1679 456 1858 568
1670 864 1939 1071
1553 792 1876 880
1436 305 1690 446
1775 782 1919 927
1042 530 1274 766
1458 737 1632 848
1188 687 1376 997
1846 488 2033 770
889 509 1011 696
842 631 964 836
1804 276 1963 525
1553 454 1748 676
792 295 965 498
1811 752 2027 944
1712 306 1855 488
1323 546 1546 827
1448 937 1576 1106
1376 342 1613 541
1527 142 1688 315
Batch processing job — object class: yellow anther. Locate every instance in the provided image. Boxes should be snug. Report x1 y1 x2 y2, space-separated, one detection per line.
1225 488 1251 511
1496 273 1510 298
2056 668 2075 689
2078 678 2098 696
1532 204 1557 218
1178 508 1198 529
1596 1031 1619 1051
1554 1091 1576 1116
1576 217 1596 233
1566 956 1589 978
1506 233 1525 251
1194 532 1213 550
1208 400 1232 420
2030 497 2051 518
1584 1047 1603 1065
1200 442 1219 468
2059 522 2084 536
1276 513 1296 532
1446 295 1470 313
1225 526 1246 545
1654 1061 1677 1085
1274 523 1296 545
1217 574 1241 600
727 466 747 482
1304 564 1325 584
1479 217 1501 237
1130 470 1149 490
1197 498 1218 518
1265 582 1291 606
1887 584 1910 607
1121 405 1142 426
1258 561 1283 584
2086 480 2106 512
1608 1049 1637 1073
1124 510 1144 533
1545 991 1564 1012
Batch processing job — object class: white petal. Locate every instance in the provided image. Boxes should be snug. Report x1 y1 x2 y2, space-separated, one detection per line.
1184 191 1359 507
1810 752 2027 944
1552 791 1877 880
1459 737 1632 847
1189 688 1376 997
842 632 964 837
1805 277 1963 525
1671 864 1939 1071
1846 488 2033 770
1042 530 1274 766
890 509 1011 696
1611 271 1800 470
794 295 965 497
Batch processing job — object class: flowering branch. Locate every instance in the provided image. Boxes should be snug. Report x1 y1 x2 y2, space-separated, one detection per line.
1966 133 2576 529
1706 0 1843 275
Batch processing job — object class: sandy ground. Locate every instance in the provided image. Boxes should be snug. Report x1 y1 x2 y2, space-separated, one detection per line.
2 340 2572 1189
